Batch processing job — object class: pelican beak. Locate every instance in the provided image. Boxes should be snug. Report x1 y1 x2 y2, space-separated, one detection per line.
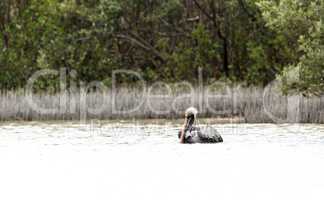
185 114 195 130
184 117 190 129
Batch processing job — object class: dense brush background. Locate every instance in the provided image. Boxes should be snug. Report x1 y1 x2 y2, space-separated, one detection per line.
0 0 323 121
0 0 323 91
1 87 323 122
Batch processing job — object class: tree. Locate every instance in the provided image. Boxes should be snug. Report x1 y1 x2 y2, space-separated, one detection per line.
258 0 324 95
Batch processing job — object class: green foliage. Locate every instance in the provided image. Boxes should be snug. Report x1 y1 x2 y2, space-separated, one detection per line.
258 0 324 95
0 0 323 94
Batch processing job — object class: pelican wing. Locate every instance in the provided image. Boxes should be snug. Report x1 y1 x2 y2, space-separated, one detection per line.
198 126 223 143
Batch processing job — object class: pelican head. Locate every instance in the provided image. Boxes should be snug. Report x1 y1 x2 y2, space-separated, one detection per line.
178 107 199 140
184 107 198 129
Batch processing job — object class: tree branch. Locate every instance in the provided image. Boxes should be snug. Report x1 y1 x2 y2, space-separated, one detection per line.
116 33 166 63
237 0 257 22
192 0 213 21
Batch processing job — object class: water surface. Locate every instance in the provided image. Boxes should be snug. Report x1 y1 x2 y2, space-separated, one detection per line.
1 122 324 200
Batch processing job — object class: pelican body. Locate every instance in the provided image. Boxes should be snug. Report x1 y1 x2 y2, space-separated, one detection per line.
178 107 223 144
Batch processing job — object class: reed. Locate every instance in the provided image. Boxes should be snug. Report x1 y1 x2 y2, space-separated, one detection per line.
0 87 323 123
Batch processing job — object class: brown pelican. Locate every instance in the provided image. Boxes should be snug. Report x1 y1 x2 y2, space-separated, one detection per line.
178 107 223 144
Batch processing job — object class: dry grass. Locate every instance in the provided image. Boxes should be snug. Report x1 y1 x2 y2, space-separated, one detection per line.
0 87 323 123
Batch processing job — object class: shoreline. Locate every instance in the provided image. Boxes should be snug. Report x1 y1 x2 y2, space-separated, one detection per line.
1 117 324 125
0 117 244 125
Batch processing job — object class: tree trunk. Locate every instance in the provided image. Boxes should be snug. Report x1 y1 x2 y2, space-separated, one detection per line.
223 38 229 77
3 32 9 48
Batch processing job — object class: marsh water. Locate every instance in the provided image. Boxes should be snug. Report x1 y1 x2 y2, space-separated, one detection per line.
1 122 324 200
